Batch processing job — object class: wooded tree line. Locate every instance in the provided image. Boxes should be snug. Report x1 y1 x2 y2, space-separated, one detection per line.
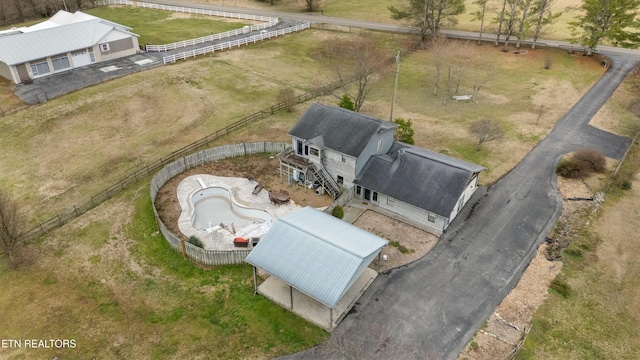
390 0 640 51
0 0 99 25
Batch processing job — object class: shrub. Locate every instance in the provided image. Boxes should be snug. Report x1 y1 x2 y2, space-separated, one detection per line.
331 206 344 219
573 149 606 173
393 118 415 145
338 94 355 111
187 235 203 248
556 149 606 178
556 158 581 178
277 87 296 112
469 341 479 351
619 180 632 190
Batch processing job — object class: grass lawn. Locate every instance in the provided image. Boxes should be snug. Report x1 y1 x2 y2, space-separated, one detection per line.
0 182 327 359
0 8 611 359
184 0 582 41
84 6 254 45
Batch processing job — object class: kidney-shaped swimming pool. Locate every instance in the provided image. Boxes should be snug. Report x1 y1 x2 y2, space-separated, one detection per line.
190 186 272 233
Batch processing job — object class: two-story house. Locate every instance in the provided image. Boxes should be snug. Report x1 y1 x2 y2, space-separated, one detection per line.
279 103 484 235
279 103 397 199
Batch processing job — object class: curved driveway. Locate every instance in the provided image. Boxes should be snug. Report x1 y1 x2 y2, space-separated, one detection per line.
132 1 640 358
329 55 636 359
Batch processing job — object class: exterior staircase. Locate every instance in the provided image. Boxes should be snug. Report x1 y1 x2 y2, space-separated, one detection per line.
308 163 341 199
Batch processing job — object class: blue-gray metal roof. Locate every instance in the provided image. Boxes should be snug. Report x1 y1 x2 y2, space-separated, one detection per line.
245 206 388 308
288 103 397 158
355 142 485 217
0 14 136 65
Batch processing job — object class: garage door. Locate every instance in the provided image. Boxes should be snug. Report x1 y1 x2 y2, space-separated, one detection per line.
72 50 94 68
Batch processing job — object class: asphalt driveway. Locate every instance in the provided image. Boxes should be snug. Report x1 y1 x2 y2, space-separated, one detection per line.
279 55 637 359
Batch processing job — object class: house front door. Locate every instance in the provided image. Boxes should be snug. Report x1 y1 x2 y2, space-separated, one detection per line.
364 188 371 201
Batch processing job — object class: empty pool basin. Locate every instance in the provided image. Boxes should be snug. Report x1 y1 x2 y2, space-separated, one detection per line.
190 187 272 235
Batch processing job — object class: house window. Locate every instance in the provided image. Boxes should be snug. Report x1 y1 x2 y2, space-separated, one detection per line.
341 154 346 163
304 145 309 156
30 61 50 77
100 43 110 52
51 56 70 71
337 176 344 185
310 148 319 156
377 138 383 153
428 213 436 223
356 186 361 196
372 192 378 202
296 140 302 155
387 198 394 207
89 52 96 62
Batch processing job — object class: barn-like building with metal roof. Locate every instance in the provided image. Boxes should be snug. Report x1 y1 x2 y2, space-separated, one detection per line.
0 10 139 85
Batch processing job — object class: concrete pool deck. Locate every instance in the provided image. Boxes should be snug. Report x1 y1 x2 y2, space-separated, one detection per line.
177 174 304 250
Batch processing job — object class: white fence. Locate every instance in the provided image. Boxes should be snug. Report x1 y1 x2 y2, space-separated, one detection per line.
162 22 310 64
146 20 277 52
98 0 277 22
151 142 287 267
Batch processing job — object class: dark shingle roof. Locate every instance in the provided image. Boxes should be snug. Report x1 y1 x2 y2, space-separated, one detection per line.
354 142 485 217
288 103 396 157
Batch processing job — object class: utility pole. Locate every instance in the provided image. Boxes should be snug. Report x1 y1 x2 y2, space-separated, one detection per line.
390 51 400 122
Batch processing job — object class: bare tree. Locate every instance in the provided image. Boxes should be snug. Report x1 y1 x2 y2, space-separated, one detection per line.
470 56 496 101
277 87 296 112
13 0 24 23
515 0 534 48
299 0 320 12
470 118 504 150
531 0 562 49
389 0 466 46
502 0 522 51
322 36 387 112
0 189 26 265
495 0 508 46
472 0 490 44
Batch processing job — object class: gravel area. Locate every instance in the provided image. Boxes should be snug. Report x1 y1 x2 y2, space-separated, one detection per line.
352 209 438 272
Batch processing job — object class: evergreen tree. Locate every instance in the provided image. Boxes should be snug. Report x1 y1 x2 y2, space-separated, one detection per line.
569 0 640 51
338 94 356 111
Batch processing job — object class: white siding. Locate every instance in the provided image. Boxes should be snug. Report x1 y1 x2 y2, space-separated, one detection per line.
323 149 357 188
448 174 479 223
0 61 14 83
357 191 446 236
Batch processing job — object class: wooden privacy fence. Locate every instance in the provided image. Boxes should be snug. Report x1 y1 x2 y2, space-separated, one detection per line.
146 20 278 52
149 142 286 266
162 23 311 64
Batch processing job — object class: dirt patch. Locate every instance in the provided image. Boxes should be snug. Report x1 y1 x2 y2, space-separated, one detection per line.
154 154 333 240
351 209 438 272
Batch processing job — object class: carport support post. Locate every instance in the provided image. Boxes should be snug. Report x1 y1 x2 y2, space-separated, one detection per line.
377 252 382 273
330 308 334 329
252 266 258 294
290 286 294 311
